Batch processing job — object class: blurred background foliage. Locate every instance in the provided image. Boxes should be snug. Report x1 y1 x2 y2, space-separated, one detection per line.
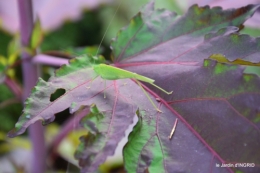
0 0 259 172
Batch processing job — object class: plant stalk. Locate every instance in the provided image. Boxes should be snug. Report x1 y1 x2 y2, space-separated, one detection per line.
33 54 69 66
17 0 46 172
48 108 89 164
4 77 22 100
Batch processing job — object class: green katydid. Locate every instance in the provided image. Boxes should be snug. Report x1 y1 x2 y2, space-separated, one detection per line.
91 62 172 112
87 2 172 112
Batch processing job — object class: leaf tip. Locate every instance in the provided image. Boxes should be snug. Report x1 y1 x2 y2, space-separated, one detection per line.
7 124 26 138
7 129 17 138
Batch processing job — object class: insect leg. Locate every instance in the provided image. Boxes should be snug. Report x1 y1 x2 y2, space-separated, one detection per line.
88 75 99 89
149 82 173 95
135 80 162 113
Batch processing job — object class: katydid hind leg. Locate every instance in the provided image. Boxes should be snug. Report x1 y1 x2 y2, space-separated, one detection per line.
136 80 162 113
88 75 99 89
150 82 173 95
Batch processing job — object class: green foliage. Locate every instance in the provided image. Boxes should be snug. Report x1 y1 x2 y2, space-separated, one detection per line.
241 26 260 37
30 19 43 50
40 11 103 52
0 34 20 81
0 29 12 57
0 85 22 132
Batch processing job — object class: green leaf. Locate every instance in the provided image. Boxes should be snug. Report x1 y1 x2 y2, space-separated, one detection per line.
0 29 12 57
0 55 7 83
210 54 260 66
30 19 43 50
7 34 20 58
60 46 101 57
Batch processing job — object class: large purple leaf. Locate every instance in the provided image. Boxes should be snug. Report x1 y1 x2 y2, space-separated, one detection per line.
8 2 260 173
111 2 260 64
112 2 260 173
8 55 160 172
124 59 260 173
7 55 138 136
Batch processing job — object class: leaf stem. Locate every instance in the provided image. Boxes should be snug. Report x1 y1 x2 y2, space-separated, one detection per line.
4 77 22 100
48 108 89 164
33 54 69 66
0 98 20 109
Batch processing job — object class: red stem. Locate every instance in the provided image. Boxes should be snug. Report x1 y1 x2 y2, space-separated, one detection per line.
48 108 89 163
4 77 22 100
17 0 46 172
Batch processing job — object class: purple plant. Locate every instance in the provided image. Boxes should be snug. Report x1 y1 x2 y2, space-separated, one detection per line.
17 1 46 172
2 1 260 173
